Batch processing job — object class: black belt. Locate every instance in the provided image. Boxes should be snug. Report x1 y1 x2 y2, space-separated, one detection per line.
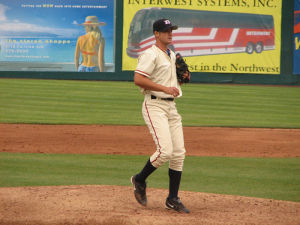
151 95 174 101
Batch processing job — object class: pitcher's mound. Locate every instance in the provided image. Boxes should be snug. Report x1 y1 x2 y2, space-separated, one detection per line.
0 185 299 225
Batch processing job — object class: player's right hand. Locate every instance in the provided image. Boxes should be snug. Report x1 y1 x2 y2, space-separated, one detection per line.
164 87 180 97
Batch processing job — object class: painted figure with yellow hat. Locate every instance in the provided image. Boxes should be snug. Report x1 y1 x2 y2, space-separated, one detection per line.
75 16 106 72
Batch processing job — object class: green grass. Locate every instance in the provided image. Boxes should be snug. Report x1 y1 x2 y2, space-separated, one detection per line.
0 152 299 202
0 79 300 127
0 79 144 125
180 83 300 128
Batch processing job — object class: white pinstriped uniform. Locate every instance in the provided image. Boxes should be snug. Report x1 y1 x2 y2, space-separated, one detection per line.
135 44 186 171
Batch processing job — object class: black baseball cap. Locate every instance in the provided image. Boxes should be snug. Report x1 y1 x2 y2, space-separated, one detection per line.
153 19 178 33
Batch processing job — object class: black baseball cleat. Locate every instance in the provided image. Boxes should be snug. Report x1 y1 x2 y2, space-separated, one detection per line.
131 175 147 206
165 197 190 213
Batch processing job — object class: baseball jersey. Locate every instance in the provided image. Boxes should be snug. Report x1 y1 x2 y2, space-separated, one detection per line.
135 45 182 98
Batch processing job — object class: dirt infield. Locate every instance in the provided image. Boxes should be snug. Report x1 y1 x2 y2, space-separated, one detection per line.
1 124 300 157
1 124 300 225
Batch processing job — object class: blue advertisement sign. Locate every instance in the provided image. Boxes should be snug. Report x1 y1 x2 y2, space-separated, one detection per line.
294 0 300 74
0 0 115 72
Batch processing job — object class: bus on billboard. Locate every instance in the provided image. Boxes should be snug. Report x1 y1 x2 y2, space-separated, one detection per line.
126 8 275 58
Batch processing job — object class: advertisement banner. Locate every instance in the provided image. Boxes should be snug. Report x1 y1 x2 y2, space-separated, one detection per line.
122 0 282 74
0 0 115 72
294 0 300 74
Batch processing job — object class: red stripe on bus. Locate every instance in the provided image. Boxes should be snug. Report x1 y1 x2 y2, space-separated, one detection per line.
128 27 274 57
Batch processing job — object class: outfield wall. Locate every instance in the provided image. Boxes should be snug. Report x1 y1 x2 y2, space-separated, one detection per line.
0 1 299 85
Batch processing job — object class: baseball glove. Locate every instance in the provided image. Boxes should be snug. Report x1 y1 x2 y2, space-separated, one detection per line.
175 53 191 83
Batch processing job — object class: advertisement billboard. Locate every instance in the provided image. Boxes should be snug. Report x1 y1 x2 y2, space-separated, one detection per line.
0 0 115 72
122 0 282 74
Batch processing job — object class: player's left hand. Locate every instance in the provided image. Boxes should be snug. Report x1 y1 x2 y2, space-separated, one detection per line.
182 71 191 81
176 53 191 84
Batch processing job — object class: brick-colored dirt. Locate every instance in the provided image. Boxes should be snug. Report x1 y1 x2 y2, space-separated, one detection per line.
1 124 299 157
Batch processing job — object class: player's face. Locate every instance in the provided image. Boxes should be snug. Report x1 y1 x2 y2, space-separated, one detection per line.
156 29 173 46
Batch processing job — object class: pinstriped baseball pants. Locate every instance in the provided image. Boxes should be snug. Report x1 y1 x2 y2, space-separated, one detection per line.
142 95 186 171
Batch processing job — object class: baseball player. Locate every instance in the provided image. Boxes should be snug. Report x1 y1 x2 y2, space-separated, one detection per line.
131 18 190 213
